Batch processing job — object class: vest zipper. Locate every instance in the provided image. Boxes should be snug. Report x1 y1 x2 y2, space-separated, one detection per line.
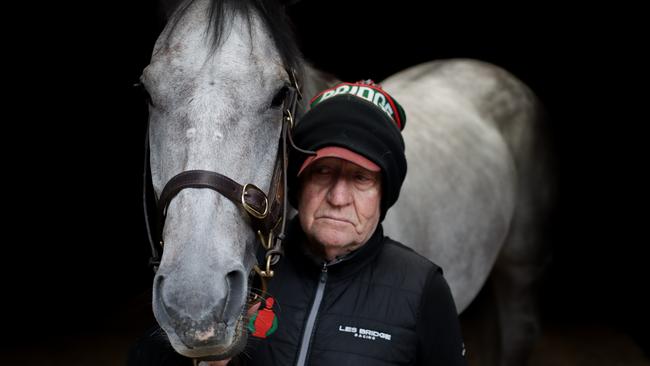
295 263 328 366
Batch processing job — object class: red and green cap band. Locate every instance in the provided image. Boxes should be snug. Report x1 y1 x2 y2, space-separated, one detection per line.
310 80 406 131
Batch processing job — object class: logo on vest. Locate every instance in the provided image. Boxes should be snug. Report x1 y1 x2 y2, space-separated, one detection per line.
338 324 392 341
248 297 278 339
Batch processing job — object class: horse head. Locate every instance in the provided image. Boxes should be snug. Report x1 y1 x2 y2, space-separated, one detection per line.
140 0 303 359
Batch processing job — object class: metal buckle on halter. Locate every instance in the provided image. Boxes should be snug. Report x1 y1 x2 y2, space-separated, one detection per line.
254 255 275 278
241 183 269 219
257 229 274 251
257 216 281 251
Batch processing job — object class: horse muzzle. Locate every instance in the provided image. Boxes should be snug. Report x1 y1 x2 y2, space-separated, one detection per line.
152 269 248 358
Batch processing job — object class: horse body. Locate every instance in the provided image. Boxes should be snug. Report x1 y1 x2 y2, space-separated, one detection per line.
383 60 518 311
142 0 553 364
381 59 553 364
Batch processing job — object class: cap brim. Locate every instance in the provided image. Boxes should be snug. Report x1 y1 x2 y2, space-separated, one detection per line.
297 146 381 176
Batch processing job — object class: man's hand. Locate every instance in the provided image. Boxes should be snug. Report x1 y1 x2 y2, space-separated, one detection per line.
196 301 263 366
198 361 230 366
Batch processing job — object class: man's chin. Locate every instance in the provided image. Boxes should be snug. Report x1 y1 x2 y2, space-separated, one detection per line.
309 234 360 259
313 228 354 246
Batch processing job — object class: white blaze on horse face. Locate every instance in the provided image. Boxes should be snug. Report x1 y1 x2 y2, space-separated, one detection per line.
142 0 290 358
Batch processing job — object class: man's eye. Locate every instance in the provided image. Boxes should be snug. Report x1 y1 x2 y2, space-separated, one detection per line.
354 173 378 188
314 166 332 175
355 174 370 182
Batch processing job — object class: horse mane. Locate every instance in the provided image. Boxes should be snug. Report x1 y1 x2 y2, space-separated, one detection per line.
165 0 303 73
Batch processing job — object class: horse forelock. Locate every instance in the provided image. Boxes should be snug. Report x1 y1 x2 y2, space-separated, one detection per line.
159 0 302 73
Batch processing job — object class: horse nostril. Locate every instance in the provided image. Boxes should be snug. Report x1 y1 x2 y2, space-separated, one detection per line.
153 274 180 322
223 270 246 324
154 274 165 302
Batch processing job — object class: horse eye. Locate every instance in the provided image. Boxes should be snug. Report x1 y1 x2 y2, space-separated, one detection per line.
270 86 289 108
134 81 154 107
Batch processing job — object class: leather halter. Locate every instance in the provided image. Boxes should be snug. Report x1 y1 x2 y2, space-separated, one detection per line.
143 69 305 290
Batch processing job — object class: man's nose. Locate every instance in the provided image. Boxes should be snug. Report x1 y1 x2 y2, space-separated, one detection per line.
326 176 353 206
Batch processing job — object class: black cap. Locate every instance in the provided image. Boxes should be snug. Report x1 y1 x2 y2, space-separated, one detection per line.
289 81 407 221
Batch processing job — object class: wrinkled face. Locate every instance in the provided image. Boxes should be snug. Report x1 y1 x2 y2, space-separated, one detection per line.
140 0 294 360
298 158 382 260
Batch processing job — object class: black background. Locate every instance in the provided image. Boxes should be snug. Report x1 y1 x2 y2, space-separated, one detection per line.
5 0 647 357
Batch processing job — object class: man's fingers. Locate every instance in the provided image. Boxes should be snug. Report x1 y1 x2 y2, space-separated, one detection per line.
198 360 230 366
194 302 264 366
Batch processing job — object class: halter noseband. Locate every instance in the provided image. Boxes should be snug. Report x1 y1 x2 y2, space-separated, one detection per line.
143 68 305 292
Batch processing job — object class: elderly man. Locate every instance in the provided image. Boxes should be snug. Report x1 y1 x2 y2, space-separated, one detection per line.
244 81 467 365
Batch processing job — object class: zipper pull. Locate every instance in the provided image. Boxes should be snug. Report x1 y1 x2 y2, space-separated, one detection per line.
320 263 328 283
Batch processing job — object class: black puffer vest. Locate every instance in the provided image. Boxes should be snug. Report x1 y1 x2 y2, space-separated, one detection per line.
246 219 466 366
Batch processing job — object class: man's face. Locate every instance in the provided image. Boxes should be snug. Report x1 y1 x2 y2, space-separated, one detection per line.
298 157 381 261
